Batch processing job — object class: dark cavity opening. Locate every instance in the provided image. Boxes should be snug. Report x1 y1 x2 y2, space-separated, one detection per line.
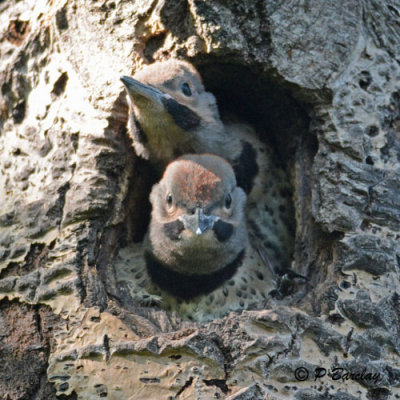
195 62 312 287
196 63 310 162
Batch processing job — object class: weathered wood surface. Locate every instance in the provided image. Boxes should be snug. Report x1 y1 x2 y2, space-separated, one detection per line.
0 1 399 399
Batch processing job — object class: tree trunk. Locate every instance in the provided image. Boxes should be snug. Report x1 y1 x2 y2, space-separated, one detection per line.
0 0 399 399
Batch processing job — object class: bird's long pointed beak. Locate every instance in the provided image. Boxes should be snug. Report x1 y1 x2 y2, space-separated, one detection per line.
121 75 201 135
179 208 219 235
120 76 165 106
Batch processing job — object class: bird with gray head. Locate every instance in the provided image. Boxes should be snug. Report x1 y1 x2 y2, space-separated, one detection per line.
121 60 296 288
116 154 274 321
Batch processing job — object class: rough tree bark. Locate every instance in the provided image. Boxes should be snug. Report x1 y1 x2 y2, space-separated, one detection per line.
0 0 399 399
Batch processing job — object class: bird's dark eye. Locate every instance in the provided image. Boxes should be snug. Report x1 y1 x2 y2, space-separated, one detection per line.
181 82 192 97
224 194 232 209
166 193 173 207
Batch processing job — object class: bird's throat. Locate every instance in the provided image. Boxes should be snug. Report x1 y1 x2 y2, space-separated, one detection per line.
133 98 201 164
139 116 194 164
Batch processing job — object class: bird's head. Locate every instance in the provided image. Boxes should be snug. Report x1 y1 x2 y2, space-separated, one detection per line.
148 154 248 274
121 60 224 166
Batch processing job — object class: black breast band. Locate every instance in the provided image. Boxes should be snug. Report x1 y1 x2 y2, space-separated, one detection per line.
144 249 245 300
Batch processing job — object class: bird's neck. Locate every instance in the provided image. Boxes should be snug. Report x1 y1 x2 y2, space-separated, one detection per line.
144 249 245 300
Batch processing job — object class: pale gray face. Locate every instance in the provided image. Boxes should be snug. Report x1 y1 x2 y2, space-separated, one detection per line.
121 60 225 167
127 59 212 113
148 154 248 275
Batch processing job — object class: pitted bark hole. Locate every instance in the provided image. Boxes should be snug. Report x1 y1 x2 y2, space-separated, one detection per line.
5 19 30 46
51 72 69 98
359 70 372 91
12 100 26 124
144 33 167 63
56 7 69 31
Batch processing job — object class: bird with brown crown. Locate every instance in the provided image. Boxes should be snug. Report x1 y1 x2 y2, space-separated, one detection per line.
116 154 274 321
121 59 296 281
